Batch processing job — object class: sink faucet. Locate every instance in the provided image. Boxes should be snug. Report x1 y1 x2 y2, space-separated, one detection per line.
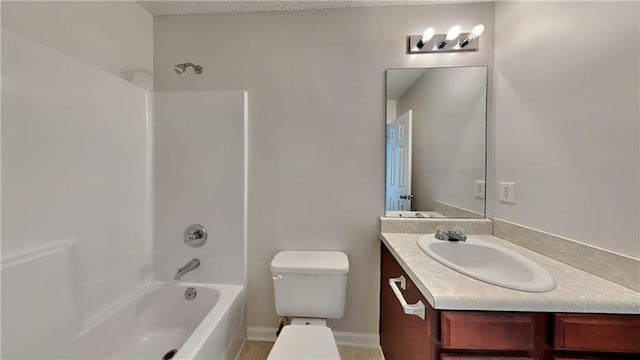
434 226 467 242
175 258 200 280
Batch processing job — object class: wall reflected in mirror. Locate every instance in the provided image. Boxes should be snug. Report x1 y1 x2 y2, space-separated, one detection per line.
385 66 487 218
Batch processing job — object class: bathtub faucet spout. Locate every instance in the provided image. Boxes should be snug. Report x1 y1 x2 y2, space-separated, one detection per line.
175 258 200 280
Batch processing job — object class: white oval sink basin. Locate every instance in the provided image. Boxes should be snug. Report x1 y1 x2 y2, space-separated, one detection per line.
417 234 556 292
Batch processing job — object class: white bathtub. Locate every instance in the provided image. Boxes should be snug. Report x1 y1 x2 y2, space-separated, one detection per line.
71 282 245 360
2 239 245 360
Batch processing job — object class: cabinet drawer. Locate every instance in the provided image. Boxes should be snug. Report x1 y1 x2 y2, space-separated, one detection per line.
441 312 545 351
553 358 612 360
442 356 533 360
554 314 640 353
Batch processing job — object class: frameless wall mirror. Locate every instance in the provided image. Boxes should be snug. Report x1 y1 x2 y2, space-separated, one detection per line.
385 66 487 219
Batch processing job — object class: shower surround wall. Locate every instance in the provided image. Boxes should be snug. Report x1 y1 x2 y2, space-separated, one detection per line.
1 29 152 358
152 91 248 286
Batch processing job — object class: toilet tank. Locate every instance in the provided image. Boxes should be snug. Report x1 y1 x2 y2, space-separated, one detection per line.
271 251 349 319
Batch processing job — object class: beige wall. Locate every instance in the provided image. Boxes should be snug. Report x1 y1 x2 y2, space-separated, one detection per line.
493 1 639 259
154 4 495 334
1 1 153 89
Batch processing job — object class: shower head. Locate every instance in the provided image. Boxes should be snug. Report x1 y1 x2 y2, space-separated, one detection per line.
174 62 203 75
174 64 186 75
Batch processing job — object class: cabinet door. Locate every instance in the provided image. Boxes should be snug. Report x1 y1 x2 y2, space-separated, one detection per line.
380 244 438 360
403 270 439 359
380 244 408 359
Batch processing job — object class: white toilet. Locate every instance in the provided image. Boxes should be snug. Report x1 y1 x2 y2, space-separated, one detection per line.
267 251 349 360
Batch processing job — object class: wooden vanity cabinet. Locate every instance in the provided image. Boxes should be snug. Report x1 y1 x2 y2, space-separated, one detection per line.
380 243 640 360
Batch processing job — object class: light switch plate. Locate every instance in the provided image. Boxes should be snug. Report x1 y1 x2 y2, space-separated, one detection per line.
499 182 516 204
474 180 485 199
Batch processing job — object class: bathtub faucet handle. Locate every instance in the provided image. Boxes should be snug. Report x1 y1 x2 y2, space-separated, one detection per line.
184 224 207 248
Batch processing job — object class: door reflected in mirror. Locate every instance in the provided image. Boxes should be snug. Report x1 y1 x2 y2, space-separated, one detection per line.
385 66 487 218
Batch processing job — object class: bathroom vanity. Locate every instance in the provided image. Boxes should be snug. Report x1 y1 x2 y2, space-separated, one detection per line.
379 232 640 360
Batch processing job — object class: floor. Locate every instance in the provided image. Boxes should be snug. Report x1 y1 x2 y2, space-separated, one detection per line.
238 340 384 360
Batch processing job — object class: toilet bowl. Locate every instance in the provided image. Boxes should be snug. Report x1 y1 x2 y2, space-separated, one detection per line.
266 251 349 359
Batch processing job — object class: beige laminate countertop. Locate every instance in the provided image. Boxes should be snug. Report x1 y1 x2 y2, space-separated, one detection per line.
380 232 640 314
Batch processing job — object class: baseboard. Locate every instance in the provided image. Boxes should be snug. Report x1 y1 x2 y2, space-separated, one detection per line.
247 326 380 349
247 326 277 342
333 331 380 348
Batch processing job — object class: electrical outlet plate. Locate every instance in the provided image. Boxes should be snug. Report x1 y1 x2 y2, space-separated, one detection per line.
499 182 515 204
474 180 485 199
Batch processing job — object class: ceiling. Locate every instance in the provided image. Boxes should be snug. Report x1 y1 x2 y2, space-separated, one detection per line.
138 0 486 16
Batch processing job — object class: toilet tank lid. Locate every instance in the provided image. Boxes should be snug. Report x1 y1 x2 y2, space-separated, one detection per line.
271 251 349 274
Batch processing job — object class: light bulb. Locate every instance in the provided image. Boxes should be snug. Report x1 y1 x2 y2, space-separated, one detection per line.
471 24 485 37
422 27 435 43
437 25 461 49
446 25 461 41
417 27 435 49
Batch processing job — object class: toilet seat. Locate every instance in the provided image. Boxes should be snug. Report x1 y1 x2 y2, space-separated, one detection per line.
267 325 340 359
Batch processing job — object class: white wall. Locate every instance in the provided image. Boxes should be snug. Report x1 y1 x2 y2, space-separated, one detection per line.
493 1 639 259
1 1 153 89
396 67 486 214
154 3 495 334
153 91 247 285
1 29 152 358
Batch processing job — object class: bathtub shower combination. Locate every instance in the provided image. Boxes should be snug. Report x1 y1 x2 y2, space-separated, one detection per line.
2 29 248 359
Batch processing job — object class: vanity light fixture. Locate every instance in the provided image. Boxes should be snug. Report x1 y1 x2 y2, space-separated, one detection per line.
407 24 484 54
